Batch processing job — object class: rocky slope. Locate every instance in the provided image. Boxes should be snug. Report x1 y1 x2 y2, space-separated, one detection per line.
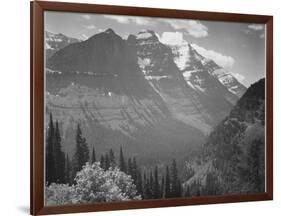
183 78 265 195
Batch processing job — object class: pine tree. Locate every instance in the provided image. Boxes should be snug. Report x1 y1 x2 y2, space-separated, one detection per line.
73 124 89 177
132 157 138 184
54 120 65 183
109 149 116 167
136 169 143 197
165 165 171 198
144 173 152 199
160 176 165 198
171 159 179 197
45 114 66 184
205 172 217 195
100 155 105 169
91 145 96 163
153 166 160 199
46 113 56 185
119 146 126 173
196 185 201 196
185 185 190 197
127 158 133 176
65 154 71 184
143 172 147 198
177 179 182 197
105 153 110 170
149 170 154 198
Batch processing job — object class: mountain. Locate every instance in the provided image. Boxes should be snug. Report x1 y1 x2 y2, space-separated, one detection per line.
183 78 265 195
45 31 81 59
47 29 152 97
45 29 206 164
167 41 247 99
45 29 248 166
128 30 245 133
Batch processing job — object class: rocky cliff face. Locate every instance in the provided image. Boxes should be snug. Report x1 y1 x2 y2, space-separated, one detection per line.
45 29 247 163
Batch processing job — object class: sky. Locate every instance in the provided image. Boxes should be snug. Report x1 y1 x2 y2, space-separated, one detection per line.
45 11 266 87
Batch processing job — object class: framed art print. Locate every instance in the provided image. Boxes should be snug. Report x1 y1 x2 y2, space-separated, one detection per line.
31 1 273 215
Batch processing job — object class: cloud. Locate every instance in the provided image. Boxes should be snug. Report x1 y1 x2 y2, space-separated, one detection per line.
86 25 96 30
159 32 185 45
167 20 208 38
248 24 264 31
233 73 245 82
81 14 91 20
104 15 153 26
192 44 235 69
260 33 265 38
103 15 208 38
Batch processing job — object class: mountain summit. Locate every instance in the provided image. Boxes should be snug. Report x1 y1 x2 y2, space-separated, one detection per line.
104 28 116 34
165 39 247 99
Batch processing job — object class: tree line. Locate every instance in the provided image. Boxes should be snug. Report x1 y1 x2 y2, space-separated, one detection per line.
46 113 184 199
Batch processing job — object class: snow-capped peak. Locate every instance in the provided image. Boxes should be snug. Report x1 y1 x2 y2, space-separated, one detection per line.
136 30 157 40
159 32 188 46
104 28 115 34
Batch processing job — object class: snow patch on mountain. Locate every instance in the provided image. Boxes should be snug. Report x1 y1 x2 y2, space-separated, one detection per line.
136 30 156 39
170 44 191 70
145 75 171 81
137 32 154 40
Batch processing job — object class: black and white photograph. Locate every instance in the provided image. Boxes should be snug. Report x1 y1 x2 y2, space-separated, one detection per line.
44 11 266 206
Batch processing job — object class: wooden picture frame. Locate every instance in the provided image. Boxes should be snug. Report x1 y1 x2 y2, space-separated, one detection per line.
31 1 273 215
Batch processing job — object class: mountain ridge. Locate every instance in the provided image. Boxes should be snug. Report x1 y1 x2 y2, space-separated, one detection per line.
183 78 265 195
44 28 248 164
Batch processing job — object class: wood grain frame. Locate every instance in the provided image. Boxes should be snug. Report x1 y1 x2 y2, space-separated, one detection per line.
30 1 273 215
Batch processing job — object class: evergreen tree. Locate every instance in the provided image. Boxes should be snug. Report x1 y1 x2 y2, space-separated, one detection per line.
196 186 201 196
149 170 154 198
160 176 165 198
177 179 182 197
204 172 219 195
171 159 179 197
109 149 116 167
184 185 190 197
54 120 65 183
65 154 71 184
127 158 133 176
100 155 105 169
165 165 171 198
132 157 138 184
119 146 126 173
153 166 160 199
46 113 56 185
73 124 89 177
193 181 201 196
143 172 147 198
136 169 143 197
105 153 110 170
91 145 96 163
